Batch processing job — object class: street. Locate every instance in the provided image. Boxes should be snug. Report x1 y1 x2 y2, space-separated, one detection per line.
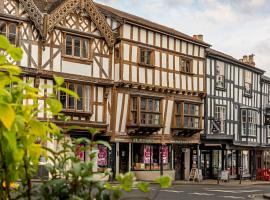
121 184 270 200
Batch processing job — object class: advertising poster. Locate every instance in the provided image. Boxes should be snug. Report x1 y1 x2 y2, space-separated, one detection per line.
162 145 168 163
143 145 152 164
76 144 85 162
98 145 108 166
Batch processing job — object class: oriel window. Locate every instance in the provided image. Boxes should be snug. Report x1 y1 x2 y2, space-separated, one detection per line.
64 34 90 59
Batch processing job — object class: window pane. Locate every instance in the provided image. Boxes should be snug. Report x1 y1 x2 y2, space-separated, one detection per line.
140 49 145 63
82 39 88 58
66 35 72 55
141 113 146 124
154 114 160 125
176 103 181 114
77 84 83 110
132 97 137 110
154 100 160 112
131 112 137 124
0 22 6 36
146 51 151 65
184 104 189 115
176 116 181 128
184 117 189 127
8 24 16 44
68 84 75 109
148 99 153 111
141 98 146 110
74 37 81 57
60 84 67 109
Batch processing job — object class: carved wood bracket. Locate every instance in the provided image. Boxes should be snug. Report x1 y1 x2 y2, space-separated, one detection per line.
19 0 44 38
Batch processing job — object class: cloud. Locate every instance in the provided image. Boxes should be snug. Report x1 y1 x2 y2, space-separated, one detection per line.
95 0 270 76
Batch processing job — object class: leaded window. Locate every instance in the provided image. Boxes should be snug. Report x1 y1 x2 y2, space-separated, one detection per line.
0 21 17 45
64 34 90 59
241 109 257 136
139 48 153 66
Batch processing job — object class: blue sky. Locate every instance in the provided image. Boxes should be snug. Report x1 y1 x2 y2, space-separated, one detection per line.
96 0 270 76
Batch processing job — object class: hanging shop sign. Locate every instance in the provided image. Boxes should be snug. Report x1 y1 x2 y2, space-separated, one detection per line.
143 145 153 164
98 145 108 166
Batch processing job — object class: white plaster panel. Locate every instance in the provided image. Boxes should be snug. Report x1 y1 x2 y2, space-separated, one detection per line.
98 87 103 102
199 78 204 91
148 31 154 45
188 43 193 55
199 47 205 58
168 54 173 70
181 75 186 90
175 56 180 71
139 67 145 84
187 76 192 90
123 43 130 61
181 41 187 54
123 24 131 39
102 57 109 78
198 60 204 75
193 60 198 74
21 46 28 67
123 64 129 81
93 62 100 78
155 70 160 86
120 94 129 132
53 48 61 72
132 26 139 41
31 44 38 66
62 61 91 76
168 73 173 88
115 93 123 133
131 46 137 63
155 33 161 47
176 40 180 52
147 69 153 85
140 29 147 43
115 64 120 81
193 77 198 91
175 74 180 89
162 53 167 68
194 45 199 57
97 106 103 122
42 47 50 67
162 35 167 48
155 51 160 67
132 66 137 82
169 37 174 51
164 100 173 134
162 71 167 87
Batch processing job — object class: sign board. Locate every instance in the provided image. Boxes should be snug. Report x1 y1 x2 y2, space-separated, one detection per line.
76 144 85 162
220 170 229 182
162 146 168 163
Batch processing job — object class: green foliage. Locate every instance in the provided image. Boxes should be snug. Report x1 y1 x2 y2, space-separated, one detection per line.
0 35 171 200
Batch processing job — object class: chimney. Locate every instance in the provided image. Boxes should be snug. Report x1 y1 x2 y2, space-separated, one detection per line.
193 34 204 41
240 54 255 67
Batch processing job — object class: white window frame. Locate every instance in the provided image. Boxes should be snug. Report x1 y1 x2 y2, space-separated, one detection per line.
241 109 257 136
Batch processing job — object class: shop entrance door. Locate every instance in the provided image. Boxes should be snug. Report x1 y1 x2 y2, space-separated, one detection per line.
174 146 185 180
201 151 211 179
119 143 129 173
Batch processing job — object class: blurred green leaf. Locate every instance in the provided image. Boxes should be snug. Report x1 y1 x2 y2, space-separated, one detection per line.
155 176 172 188
136 182 150 193
54 76 64 86
0 103 15 130
0 35 11 50
6 47 23 61
46 98 63 115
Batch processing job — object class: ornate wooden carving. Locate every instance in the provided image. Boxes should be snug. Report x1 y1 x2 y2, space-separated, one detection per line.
47 0 115 47
18 0 44 38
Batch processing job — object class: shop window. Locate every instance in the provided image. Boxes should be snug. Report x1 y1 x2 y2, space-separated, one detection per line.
244 71 252 96
214 105 226 133
0 21 17 45
241 109 257 136
242 150 250 175
132 144 172 171
180 59 192 73
174 102 200 129
139 48 153 66
130 96 161 126
64 34 90 60
226 150 237 176
59 82 91 113
216 65 225 89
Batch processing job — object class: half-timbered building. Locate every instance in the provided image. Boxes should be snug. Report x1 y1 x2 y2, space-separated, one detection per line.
0 0 210 180
202 49 265 179
262 76 270 169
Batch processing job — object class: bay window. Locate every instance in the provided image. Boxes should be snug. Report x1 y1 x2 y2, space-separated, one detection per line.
215 105 226 133
241 109 257 136
59 82 91 113
130 96 161 126
174 102 201 129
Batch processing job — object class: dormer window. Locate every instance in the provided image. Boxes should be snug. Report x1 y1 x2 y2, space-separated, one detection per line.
244 71 252 96
216 65 225 89
0 21 17 45
139 48 153 66
64 34 91 60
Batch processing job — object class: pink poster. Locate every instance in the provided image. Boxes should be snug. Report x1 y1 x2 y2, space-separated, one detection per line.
98 145 108 166
76 144 85 162
162 146 168 163
143 145 153 164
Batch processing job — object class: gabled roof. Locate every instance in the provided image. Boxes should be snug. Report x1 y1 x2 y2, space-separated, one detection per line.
94 2 211 47
207 48 265 74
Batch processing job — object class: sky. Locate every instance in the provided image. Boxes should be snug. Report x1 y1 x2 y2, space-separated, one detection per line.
96 0 270 76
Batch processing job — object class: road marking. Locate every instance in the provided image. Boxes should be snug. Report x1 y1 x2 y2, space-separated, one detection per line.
160 189 184 193
189 192 214 196
207 189 261 194
218 196 245 199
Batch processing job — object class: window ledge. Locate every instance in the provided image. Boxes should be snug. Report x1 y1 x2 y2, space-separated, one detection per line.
62 55 93 65
216 87 226 91
180 71 195 76
243 93 253 98
61 110 92 116
138 63 154 68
